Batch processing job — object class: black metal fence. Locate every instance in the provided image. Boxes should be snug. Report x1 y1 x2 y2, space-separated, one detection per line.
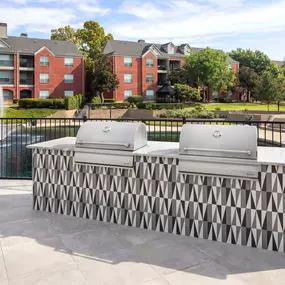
0 117 285 179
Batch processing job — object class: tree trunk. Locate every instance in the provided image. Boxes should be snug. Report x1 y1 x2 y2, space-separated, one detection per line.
247 90 251 102
268 102 270 111
203 88 206 103
278 101 280 112
100 92 104 103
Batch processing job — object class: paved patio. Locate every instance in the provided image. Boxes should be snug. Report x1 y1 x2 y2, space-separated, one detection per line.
0 181 285 285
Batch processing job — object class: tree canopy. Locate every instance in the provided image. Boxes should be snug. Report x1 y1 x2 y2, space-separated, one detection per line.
91 55 119 102
51 20 113 71
184 48 236 101
168 68 188 85
254 72 285 110
229 48 280 75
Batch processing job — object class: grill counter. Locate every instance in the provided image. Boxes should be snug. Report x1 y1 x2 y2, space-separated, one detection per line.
178 124 259 178
74 122 147 168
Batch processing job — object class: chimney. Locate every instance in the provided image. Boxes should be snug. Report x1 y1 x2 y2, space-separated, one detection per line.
138 39 145 43
0 23 7 38
20 33 28 38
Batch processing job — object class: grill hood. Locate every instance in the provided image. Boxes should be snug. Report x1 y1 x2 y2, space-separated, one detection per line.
178 124 259 178
74 122 147 168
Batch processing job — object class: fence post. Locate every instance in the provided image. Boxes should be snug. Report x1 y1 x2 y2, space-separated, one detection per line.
110 105 112 119
83 115 87 122
182 117 186 125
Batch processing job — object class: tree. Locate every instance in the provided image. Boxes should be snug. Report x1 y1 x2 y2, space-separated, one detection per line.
229 48 281 76
51 25 79 46
91 55 119 102
51 21 113 71
184 48 236 102
254 72 285 111
238 66 260 100
168 68 188 85
174 84 201 102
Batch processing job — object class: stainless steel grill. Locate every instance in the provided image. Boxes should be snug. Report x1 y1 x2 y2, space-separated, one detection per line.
178 124 259 178
74 122 147 168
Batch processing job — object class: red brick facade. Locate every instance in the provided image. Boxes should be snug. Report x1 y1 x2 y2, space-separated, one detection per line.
105 51 239 102
1 47 84 101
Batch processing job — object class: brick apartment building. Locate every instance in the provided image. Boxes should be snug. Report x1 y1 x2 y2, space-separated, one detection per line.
103 39 239 102
0 23 84 102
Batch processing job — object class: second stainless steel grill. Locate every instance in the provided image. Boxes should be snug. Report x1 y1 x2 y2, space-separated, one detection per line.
74 122 147 168
178 124 259 178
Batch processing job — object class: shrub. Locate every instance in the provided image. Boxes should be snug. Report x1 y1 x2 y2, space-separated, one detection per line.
194 105 206 111
104 98 116 103
174 84 201 102
127 95 143 104
159 109 220 119
19 98 65 109
215 107 222 111
136 103 185 110
91 96 101 104
64 93 85 110
113 102 130 109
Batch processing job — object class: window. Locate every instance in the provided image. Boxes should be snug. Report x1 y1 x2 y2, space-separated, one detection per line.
3 90 13 101
40 90 49 98
124 90 132 99
124 74 132 83
64 90 74 97
0 55 13 66
124 57 132 67
64 57 74 67
0 71 13 84
40 73 49 83
146 58 154 68
146 74 154 83
64 74 74 83
146 90 154 99
40 56 49 66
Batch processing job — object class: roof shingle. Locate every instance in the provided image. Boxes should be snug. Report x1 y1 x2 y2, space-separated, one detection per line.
0 36 83 57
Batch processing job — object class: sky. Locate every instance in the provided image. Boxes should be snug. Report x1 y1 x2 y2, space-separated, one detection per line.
1 0 285 60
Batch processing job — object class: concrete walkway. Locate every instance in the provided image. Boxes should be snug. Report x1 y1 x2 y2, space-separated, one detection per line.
0 180 285 285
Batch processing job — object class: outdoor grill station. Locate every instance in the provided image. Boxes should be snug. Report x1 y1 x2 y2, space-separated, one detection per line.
28 122 285 253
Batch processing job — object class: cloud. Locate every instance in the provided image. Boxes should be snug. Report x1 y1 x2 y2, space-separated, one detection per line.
0 0 110 35
0 7 77 33
112 0 285 43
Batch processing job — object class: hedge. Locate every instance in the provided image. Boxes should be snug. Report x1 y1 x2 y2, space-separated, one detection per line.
159 109 220 119
136 102 185 110
91 102 130 109
127 95 143 104
19 98 65 109
64 94 85 110
104 98 116 103
91 96 101 104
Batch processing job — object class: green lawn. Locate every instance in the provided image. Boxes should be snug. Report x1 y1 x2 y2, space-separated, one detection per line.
186 103 285 111
3 108 58 118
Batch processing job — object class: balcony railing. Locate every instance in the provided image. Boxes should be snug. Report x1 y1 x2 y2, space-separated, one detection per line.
20 62 34 68
0 60 14 67
0 78 14 84
20 78 34 85
158 65 167 70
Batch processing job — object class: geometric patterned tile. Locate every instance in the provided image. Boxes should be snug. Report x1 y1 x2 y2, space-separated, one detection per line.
32 149 285 252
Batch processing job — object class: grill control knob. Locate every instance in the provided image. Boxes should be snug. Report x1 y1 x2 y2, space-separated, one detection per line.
213 130 222 138
103 126 111 133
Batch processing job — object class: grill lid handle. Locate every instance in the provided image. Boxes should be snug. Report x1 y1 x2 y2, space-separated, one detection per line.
183 147 252 156
76 141 131 148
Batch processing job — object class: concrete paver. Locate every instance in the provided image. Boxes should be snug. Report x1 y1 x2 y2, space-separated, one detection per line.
0 180 285 285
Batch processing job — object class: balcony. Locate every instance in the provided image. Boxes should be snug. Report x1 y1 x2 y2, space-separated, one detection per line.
0 60 14 67
20 55 34 69
157 59 168 73
20 70 34 86
20 78 34 85
0 77 14 85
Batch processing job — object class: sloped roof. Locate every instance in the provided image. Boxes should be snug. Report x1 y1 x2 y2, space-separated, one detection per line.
0 36 83 57
103 40 238 64
157 83 176 95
